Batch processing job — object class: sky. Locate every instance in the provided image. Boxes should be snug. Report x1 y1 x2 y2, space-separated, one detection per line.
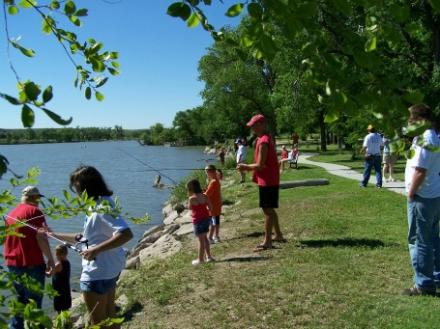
0 0 241 129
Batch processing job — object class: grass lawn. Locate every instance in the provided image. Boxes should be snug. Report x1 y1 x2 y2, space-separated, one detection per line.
119 165 440 329
308 150 407 182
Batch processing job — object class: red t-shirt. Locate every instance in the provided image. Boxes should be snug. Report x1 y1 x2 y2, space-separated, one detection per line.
253 134 280 187
281 149 288 159
4 203 46 267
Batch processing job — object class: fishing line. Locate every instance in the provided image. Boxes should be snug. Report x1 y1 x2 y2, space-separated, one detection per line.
3 214 88 254
116 147 179 184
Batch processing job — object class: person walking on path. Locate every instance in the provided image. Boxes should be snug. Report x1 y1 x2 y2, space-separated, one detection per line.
48 166 133 328
4 186 55 329
360 124 384 188
402 104 440 296
382 136 398 182
236 139 247 183
237 114 285 251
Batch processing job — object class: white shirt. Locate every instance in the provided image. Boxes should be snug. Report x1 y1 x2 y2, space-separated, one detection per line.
81 196 129 281
405 129 440 198
363 132 383 155
236 144 247 163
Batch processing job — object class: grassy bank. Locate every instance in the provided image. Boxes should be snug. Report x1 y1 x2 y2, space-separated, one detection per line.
119 163 440 329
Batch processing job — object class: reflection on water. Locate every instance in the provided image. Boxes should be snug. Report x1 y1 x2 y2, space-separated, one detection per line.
0 141 207 296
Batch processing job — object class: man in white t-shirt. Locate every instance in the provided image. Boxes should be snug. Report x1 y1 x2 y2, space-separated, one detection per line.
403 103 440 296
360 124 384 188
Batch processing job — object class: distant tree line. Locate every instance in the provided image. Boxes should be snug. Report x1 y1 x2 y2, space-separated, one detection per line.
0 125 143 144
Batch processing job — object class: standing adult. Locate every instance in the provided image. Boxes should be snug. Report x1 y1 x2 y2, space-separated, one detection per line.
403 103 440 296
237 114 285 251
360 124 384 188
4 186 55 329
49 166 133 327
236 139 247 183
291 131 299 148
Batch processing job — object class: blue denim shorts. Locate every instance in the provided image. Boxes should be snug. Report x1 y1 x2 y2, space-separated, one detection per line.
80 275 119 295
193 218 210 235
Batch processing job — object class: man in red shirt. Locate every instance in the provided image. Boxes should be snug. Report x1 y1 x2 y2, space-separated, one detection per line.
5 186 55 329
237 114 285 251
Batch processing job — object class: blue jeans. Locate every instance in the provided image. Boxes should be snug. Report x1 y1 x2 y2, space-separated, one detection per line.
407 195 440 292
8 264 46 329
361 154 382 187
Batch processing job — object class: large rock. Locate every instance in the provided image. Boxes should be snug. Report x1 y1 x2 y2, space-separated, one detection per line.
130 242 153 258
142 224 164 239
175 223 193 237
163 212 179 225
139 234 182 265
175 212 192 225
125 256 140 269
162 202 173 217
163 223 180 235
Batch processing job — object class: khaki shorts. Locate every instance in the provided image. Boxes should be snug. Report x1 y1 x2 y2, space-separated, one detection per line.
383 154 398 165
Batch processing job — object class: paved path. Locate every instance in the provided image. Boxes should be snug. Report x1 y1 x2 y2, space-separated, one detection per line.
300 153 406 196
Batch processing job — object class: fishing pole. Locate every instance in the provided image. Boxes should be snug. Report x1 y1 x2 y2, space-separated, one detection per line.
3 215 88 254
117 147 178 184
135 168 241 172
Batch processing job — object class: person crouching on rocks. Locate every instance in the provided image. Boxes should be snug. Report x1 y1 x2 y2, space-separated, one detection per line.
187 179 214 265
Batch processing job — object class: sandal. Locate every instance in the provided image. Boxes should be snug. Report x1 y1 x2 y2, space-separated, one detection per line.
253 244 273 252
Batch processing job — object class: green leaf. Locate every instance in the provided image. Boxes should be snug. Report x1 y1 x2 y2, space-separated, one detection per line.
247 2 262 20
325 81 332 96
42 85 53 103
64 0 76 15
42 108 73 125
11 41 35 57
403 90 424 104
75 8 88 16
203 0 212 4
90 59 105 72
187 12 200 28
324 112 339 124
42 17 52 34
21 105 35 128
8 5 19 15
85 86 92 100
108 67 119 76
0 93 21 105
404 123 430 137
18 0 36 9
95 91 104 101
69 15 81 26
23 81 41 101
111 61 120 69
226 3 243 17
50 1 60 9
167 2 192 21
365 37 377 52
95 77 108 88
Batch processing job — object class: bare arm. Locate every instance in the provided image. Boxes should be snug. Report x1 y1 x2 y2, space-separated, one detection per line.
49 232 81 245
36 229 55 275
80 228 133 261
408 167 427 200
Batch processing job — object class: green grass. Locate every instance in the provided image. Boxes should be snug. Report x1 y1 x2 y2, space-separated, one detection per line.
308 150 406 182
119 165 440 329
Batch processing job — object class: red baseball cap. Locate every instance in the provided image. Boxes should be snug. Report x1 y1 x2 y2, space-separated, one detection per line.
246 114 265 127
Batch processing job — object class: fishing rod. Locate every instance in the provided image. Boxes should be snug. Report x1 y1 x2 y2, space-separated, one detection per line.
117 147 178 184
3 215 88 254
135 168 240 172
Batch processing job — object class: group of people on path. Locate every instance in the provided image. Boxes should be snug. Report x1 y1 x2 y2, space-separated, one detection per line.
5 167 133 329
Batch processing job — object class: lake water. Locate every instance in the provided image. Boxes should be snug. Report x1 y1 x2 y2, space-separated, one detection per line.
0 141 207 289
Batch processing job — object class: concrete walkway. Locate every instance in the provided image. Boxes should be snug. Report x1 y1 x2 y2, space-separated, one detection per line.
299 153 407 196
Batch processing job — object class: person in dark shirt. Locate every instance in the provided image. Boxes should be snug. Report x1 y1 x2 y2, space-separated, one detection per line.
52 245 72 313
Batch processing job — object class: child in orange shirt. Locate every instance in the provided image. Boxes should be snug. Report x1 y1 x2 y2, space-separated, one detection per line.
204 165 222 243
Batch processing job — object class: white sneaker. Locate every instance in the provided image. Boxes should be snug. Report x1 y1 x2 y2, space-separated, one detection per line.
192 259 203 266
206 257 215 263
208 238 216 244
214 237 221 243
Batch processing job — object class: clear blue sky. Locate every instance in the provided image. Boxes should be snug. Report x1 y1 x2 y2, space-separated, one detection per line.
0 0 241 129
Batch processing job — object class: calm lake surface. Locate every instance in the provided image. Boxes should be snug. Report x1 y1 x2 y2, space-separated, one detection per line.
0 141 207 288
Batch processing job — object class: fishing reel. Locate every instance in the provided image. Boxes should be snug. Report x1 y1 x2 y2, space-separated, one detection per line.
74 234 89 250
